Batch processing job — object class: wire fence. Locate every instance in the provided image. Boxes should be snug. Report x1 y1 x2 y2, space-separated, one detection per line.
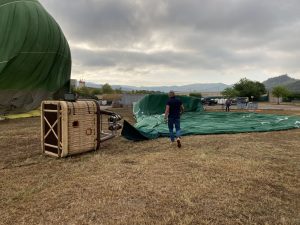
237 102 258 110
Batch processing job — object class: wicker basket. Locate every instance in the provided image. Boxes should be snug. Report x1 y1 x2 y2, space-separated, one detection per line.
41 100 101 157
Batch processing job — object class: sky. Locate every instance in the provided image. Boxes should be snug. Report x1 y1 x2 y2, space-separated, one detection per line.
40 0 300 86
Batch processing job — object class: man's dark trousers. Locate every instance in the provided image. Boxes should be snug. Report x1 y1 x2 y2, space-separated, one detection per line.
168 117 181 142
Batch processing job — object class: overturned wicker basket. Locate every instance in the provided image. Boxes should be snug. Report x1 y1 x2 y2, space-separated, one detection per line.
41 100 121 157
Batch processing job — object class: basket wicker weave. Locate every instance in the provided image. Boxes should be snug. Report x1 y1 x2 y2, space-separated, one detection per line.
41 100 100 157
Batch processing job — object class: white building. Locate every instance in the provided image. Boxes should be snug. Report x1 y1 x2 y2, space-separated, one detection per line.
70 79 77 89
269 93 282 104
78 79 86 88
121 94 145 107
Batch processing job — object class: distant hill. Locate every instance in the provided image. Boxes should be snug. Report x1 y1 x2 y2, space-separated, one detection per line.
82 75 300 93
263 75 298 90
140 83 230 92
285 80 300 92
85 82 101 89
85 82 231 93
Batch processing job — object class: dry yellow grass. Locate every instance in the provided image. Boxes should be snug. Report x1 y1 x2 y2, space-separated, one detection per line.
0 108 299 225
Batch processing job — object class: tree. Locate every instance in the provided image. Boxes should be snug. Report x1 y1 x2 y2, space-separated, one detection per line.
102 83 114 94
115 88 123 94
130 90 161 94
189 92 202 98
75 86 91 97
233 78 266 100
221 88 239 98
91 88 102 96
286 92 300 102
272 86 290 104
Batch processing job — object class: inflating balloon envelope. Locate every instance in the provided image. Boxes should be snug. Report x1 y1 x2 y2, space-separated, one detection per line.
0 0 71 114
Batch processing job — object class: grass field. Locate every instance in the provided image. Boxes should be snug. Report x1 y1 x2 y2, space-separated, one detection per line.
0 108 300 225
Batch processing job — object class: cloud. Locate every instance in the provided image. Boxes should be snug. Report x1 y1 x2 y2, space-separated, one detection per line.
40 0 300 85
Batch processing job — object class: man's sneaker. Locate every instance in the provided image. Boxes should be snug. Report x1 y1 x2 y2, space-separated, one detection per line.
176 138 181 148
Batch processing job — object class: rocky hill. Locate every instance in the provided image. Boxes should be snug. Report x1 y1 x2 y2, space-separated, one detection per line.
263 75 298 90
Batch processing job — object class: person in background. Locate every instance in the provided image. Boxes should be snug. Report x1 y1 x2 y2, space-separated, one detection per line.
225 98 232 112
164 91 184 148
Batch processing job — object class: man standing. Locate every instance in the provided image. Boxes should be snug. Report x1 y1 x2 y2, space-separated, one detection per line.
164 91 184 148
225 98 232 112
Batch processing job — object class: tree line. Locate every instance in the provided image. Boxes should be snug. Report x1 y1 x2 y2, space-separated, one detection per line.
73 79 296 104
190 78 295 104
221 78 296 104
72 83 161 98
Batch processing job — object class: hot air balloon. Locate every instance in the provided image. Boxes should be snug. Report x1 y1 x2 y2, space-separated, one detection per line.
0 0 71 114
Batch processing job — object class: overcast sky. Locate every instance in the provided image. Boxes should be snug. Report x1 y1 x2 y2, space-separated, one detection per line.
40 0 300 86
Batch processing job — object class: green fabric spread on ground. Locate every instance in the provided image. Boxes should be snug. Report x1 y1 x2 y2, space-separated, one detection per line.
121 94 300 140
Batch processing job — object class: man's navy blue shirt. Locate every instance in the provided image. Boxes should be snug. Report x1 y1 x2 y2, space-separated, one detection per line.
167 97 182 119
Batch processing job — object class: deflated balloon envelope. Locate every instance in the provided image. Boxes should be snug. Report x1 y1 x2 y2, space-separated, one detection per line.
0 0 71 113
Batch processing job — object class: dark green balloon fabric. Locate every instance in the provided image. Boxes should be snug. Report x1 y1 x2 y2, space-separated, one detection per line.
0 0 71 113
121 94 300 140
133 94 203 118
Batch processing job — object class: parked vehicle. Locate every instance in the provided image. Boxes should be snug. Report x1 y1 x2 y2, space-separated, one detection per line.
236 97 249 104
202 97 218 105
